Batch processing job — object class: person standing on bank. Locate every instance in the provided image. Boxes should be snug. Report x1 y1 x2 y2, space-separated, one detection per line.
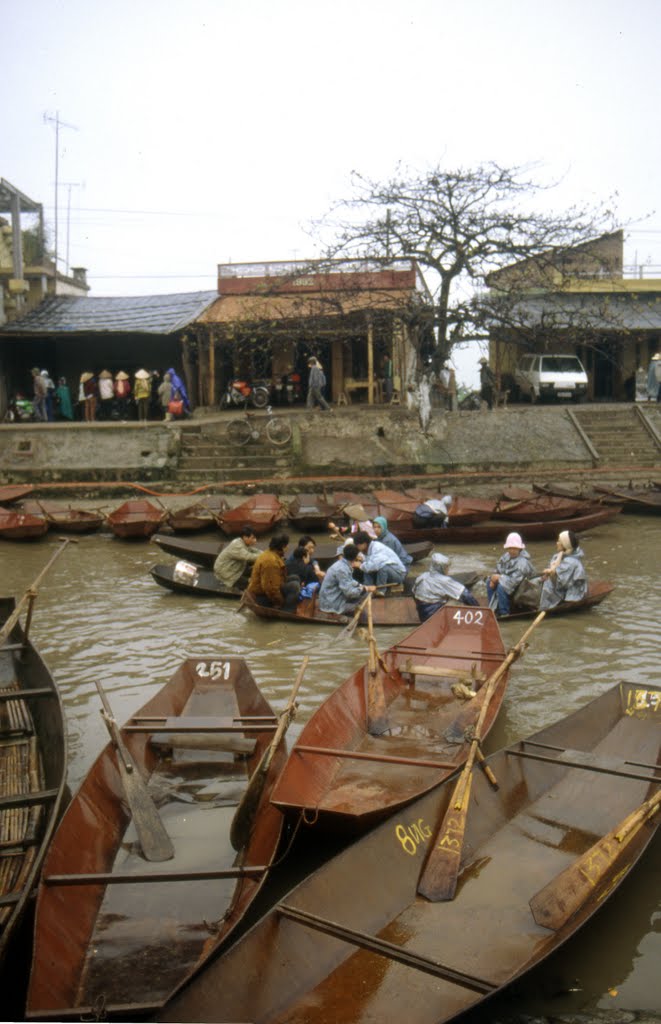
213 527 261 590
114 371 131 420
306 357 331 411
247 533 300 611
31 367 48 422
134 369 151 422
539 529 588 610
486 532 536 617
158 372 173 420
98 370 115 420
479 356 497 410
83 372 98 422
647 353 661 402
382 352 393 403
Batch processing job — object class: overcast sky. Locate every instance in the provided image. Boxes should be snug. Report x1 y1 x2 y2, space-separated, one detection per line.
4 0 660 385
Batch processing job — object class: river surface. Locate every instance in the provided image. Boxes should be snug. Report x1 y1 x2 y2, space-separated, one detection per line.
2 511 659 1021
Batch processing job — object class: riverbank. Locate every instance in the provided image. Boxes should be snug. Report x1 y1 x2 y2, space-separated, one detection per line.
1 402 660 495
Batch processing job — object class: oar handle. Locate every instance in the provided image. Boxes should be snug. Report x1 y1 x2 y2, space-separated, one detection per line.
0 538 72 647
96 681 133 772
261 656 309 775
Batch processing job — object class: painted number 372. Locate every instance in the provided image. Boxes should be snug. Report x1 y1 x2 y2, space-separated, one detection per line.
452 609 484 626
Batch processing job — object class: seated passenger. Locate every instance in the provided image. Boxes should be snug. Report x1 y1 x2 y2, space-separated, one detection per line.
486 532 536 617
413 494 453 529
413 553 479 622
352 530 406 595
247 533 300 611
286 544 319 587
539 530 588 610
372 516 413 571
318 544 376 614
213 527 261 589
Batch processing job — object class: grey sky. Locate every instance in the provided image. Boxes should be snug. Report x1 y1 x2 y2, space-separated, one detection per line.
4 0 660 384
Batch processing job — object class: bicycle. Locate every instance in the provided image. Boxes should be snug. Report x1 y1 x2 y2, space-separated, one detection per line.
226 408 293 447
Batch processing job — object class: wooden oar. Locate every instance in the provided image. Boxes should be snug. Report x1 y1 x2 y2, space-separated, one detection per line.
417 611 546 902
0 537 74 648
366 599 389 736
334 589 373 642
230 656 308 851
95 681 175 863
530 787 661 931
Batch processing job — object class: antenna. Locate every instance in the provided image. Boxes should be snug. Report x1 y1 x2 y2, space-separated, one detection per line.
43 111 79 291
61 181 84 275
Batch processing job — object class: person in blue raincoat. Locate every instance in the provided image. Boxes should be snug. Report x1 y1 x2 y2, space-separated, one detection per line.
318 544 376 614
539 530 588 610
352 530 407 595
413 553 478 622
372 516 412 573
166 367 191 413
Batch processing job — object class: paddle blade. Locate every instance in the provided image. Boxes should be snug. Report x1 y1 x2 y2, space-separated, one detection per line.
366 665 389 736
117 757 175 862
417 773 473 902
530 790 661 930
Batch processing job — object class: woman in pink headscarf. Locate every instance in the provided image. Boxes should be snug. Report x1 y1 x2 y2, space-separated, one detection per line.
486 532 536 617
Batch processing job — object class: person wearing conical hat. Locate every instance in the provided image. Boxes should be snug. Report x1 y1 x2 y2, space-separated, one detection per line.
81 371 98 422
98 370 114 420
114 371 131 420
486 532 536 617
134 369 151 421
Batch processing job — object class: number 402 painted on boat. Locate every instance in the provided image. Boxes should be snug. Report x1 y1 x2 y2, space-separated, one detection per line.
452 609 484 625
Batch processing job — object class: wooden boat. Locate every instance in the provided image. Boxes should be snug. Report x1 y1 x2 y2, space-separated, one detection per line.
106 499 166 539
26 656 288 1020
165 502 218 533
151 534 434 571
158 680 661 1024
391 504 621 544
375 492 485 528
270 605 508 834
489 580 614 620
286 492 337 531
0 508 49 540
0 597 67 966
242 589 421 627
593 483 661 514
493 491 587 522
22 501 105 534
217 493 286 536
332 491 380 520
150 563 242 598
0 484 34 505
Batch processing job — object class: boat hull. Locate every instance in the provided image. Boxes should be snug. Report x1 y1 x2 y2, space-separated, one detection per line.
158 681 661 1024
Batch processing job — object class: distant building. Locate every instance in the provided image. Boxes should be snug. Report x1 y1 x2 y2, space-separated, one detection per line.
193 258 434 405
0 178 89 326
485 231 661 401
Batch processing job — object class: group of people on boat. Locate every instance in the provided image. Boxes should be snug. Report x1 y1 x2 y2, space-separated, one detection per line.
211 508 588 621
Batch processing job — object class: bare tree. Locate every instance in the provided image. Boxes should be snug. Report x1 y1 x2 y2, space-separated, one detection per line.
313 162 617 368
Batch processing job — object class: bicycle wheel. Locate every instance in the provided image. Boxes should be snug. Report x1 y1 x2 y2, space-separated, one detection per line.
227 419 252 446
265 417 292 446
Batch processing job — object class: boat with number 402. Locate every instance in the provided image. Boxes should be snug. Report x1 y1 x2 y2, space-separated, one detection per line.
270 605 510 835
157 680 661 1024
26 656 289 1021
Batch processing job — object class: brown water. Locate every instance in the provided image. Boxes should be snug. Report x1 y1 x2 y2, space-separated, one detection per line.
2 513 659 1020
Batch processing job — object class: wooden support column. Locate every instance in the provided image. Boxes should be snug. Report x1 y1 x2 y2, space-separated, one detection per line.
367 314 374 405
209 327 216 406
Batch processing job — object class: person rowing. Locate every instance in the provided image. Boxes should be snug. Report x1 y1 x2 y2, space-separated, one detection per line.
413 553 479 622
539 529 588 610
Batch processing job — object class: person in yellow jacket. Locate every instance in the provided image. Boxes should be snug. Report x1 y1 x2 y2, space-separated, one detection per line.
134 369 151 421
247 533 300 610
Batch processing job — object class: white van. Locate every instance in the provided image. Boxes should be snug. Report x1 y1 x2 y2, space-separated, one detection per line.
514 353 589 403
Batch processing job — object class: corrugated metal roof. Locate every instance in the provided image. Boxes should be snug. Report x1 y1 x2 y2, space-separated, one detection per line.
0 291 218 335
502 291 661 331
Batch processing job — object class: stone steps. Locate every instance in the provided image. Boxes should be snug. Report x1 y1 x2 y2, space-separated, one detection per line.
572 407 661 465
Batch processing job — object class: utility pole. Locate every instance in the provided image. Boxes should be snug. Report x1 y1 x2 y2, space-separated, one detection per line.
43 111 78 292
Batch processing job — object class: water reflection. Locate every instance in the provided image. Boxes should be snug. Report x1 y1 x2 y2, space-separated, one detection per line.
1 512 659 1017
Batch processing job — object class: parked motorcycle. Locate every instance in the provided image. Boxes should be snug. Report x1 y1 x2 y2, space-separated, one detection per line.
220 379 271 410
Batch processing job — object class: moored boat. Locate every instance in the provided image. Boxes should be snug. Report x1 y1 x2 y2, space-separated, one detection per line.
106 499 166 539
392 503 621 543
270 605 510 834
492 491 587 522
164 502 218 533
0 597 67 967
593 483 661 514
26 656 289 1020
216 494 286 536
0 508 49 540
21 502 105 534
286 492 337 531
0 484 34 505
157 680 661 1024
